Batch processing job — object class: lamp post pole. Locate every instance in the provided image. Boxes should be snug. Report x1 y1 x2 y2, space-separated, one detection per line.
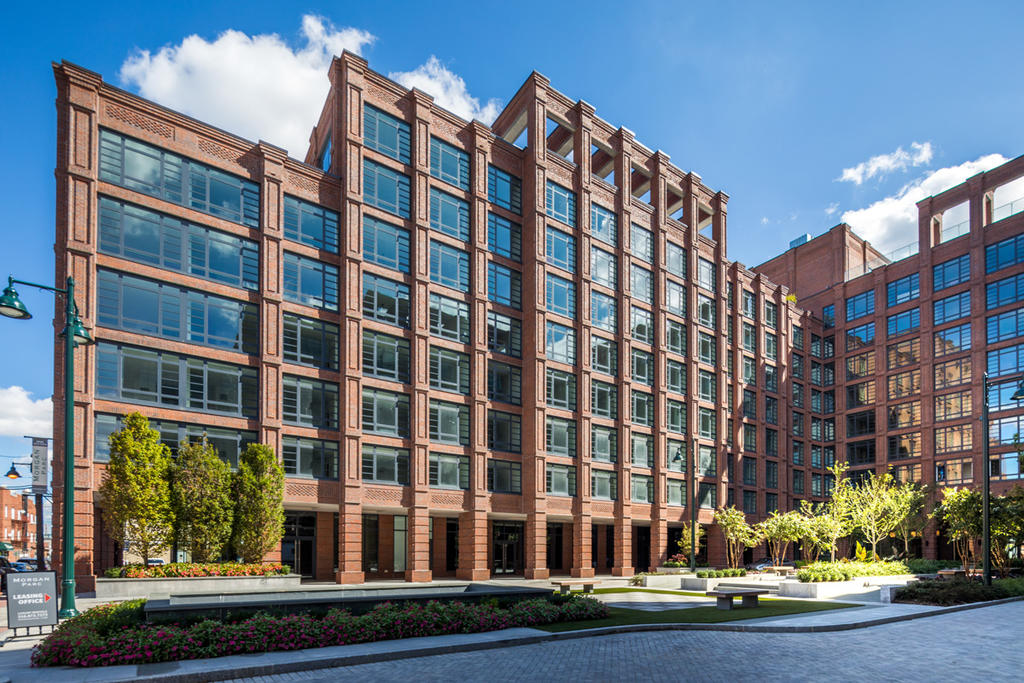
0 275 93 618
690 438 697 572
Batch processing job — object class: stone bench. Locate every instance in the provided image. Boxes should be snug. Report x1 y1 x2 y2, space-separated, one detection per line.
552 580 600 594
706 588 769 610
936 569 967 580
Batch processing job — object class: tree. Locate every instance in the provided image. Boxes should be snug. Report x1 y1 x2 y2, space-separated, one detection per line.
818 463 856 561
97 412 174 565
677 522 704 566
757 511 803 567
797 500 831 562
714 506 763 569
934 487 982 569
231 443 285 564
990 486 1024 577
170 437 234 563
890 481 927 558
847 470 903 559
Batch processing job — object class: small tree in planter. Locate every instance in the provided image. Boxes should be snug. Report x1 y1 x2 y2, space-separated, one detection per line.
98 413 174 565
848 469 904 559
231 443 285 564
818 463 856 561
934 486 982 570
991 486 1024 577
714 506 762 569
797 500 832 563
677 522 704 567
757 511 803 568
891 480 927 558
171 438 234 563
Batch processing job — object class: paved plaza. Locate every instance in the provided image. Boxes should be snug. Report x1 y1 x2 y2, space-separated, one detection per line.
224 601 1024 683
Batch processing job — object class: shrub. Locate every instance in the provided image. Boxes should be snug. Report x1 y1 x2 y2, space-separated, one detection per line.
31 596 609 668
894 578 1024 606
796 560 909 583
103 562 290 579
694 569 747 579
905 559 962 574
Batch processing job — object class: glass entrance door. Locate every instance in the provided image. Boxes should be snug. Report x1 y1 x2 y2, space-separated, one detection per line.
492 522 523 575
282 513 316 578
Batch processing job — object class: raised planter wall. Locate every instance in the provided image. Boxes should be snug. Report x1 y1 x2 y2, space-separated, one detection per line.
642 574 687 588
777 575 919 600
95 574 303 599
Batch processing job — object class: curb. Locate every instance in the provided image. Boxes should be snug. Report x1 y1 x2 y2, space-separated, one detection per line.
37 595 1024 683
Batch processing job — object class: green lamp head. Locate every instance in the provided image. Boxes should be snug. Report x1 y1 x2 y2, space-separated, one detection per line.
0 280 31 320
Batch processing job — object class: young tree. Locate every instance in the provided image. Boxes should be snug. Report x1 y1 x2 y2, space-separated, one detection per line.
97 412 174 565
677 522 704 566
797 500 831 562
714 506 763 569
890 481 927 558
231 443 285 564
934 487 982 569
170 437 234 563
757 511 804 567
990 486 1024 577
819 463 856 561
848 470 903 559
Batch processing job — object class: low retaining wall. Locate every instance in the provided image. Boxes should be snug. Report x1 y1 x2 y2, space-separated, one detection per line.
642 574 686 588
777 575 919 600
95 574 303 599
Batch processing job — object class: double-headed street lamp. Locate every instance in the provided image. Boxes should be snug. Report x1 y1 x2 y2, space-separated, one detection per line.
0 275 93 618
980 371 1024 587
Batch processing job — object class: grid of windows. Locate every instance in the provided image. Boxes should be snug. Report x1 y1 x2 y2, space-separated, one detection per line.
363 104 411 162
987 272 1024 310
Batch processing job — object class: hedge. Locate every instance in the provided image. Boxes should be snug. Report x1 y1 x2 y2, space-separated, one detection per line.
31 596 609 668
103 562 290 579
894 578 1024 606
695 569 747 578
796 560 909 583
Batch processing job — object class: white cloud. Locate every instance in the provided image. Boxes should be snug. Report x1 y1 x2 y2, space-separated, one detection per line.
760 216 770 225
838 142 934 185
120 15 375 157
841 153 1008 254
389 56 502 124
0 386 52 438
825 202 839 217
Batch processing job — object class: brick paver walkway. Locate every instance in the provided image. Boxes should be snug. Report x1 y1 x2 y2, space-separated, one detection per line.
225 601 1024 683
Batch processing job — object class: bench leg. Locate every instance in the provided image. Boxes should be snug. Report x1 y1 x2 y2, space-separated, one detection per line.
583 584 594 593
741 595 760 609
560 585 570 594
716 596 733 610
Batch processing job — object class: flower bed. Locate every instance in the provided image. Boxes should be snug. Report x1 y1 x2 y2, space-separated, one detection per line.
31 596 609 668
104 562 289 578
894 577 1024 606
796 560 909 583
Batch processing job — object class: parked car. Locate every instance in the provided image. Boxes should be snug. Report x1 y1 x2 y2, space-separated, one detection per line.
146 558 165 566
9 562 31 572
747 558 796 571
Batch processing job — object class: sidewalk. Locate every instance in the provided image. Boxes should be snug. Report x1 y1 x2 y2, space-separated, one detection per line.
2 582 1013 683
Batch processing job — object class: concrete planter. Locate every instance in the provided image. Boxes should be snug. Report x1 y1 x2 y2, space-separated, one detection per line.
679 577 727 591
777 574 919 600
653 566 690 575
95 574 303 600
641 574 686 588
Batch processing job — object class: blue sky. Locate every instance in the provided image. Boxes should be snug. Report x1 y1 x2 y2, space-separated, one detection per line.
1 0 1023 472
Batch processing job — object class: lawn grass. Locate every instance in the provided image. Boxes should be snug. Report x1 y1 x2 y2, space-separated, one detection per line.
541 592 859 632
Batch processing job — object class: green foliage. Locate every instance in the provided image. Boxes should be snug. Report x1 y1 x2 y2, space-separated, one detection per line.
695 569 746 579
991 485 1024 576
714 506 763 569
57 599 146 636
676 521 704 565
757 511 804 567
103 561 289 578
170 438 234 563
854 540 869 562
231 443 286 563
796 560 909 583
890 481 927 558
97 413 174 564
934 487 982 570
905 559 962 574
847 470 904 558
894 578 1024 606
817 463 856 561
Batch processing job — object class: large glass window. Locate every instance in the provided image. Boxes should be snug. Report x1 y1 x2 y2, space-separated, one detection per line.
546 464 578 497
632 307 654 344
934 323 972 357
97 270 258 354
488 214 522 261
284 252 339 311
488 262 522 308
488 412 522 453
546 321 576 364
887 338 920 369
631 265 653 304
987 342 1024 377
363 104 411 162
283 375 340 429
284 195 339 253
887 308 920 337
430 137 469 190
429 346 471 394
987 272 1024 310
488 459 522 493
96 342 257 417
591 380 618 418
98 129 259 227
546 368 577 410
846 290 875 322
362 331 410 383
546 417 577 457
632 349 654 386
361 388 411 436
362 273 411 328
666 242 686 279
363 215 410 273
546 227 576 272
362 445 410 485
429 452 470 490
670 282 690 319
546 273 576 318
631 224 653 263
488 166 522 214
593 469 618 500
430 241 471 292
429 294 470 343
632 474 654 503
283 437 339 479
667 320 686 355
488 312 522 357
591 426 618 463
283 314 339 370
667 400 687 434
429 400 470 445
591 246 617 287
987 233 1024 273
887 273 920 306
988 308 1024 344
545 181 576 226
429 188 470 241
632 390 654 426
591 291 617 332
934 391 971 421
591 203 617 246
846 322 875 351
98 197 259 289
363 159 411 218
489 361 522 405
591 336 617 376
668 360 688 395
934 291 972 325
94 413 256 466
933 254 970 291
697 258 716 292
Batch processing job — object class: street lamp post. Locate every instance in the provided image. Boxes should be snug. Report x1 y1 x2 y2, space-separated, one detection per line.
0 275 94 618
980 371 1024 587
689 438 697 572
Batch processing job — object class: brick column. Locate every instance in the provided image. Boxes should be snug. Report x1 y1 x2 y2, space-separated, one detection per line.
457 509 490 579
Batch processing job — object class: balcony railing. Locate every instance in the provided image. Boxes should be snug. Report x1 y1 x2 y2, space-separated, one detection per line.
844 240 919 281
992 196 1024 223
939 219 970 243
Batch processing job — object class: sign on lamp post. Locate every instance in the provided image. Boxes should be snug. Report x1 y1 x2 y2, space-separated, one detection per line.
30 437 48 495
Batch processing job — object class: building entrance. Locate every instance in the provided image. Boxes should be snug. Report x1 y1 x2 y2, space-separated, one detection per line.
492 522 524 575
282 513 316 578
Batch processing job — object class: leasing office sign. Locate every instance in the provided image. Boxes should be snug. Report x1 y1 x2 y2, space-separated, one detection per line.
6 571 58 628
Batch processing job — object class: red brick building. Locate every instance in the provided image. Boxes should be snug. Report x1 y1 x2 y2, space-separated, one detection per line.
50 53 1022 589
1 487 39 560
